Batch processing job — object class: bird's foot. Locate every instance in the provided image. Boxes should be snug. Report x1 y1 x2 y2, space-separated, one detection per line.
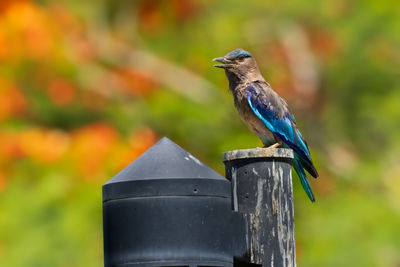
264 142 280 149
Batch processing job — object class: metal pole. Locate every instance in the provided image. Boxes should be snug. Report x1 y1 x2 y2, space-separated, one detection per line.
224 148 296 267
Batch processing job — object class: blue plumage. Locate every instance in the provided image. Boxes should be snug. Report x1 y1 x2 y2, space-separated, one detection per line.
293 154 315 202
213 49 319 202
246 82 317 201
225 48 252 59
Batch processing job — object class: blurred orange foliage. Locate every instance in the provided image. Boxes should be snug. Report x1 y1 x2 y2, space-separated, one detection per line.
138 0 165 34
47 79 76 106
308 27 340 59
115 68 158 96
0 124 158 184
171 0 202 22
19 128 70 163
0 79 26 121
0 1 161 187
0 2 56 60
69 123 119 178
0 132 23 161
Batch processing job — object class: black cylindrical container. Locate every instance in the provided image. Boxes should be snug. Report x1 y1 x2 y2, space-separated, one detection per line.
103 137 235 267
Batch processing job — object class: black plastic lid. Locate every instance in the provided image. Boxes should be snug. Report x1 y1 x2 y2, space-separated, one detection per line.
103 137 230 202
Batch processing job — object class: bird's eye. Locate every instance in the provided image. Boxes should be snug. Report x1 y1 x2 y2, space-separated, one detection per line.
237 55 245 61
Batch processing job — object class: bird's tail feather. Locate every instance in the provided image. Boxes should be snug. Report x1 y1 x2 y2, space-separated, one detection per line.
299 156 319 178
294 154 315 202
293 128 319 178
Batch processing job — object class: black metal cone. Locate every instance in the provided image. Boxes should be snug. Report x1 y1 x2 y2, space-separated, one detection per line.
103 137 229 202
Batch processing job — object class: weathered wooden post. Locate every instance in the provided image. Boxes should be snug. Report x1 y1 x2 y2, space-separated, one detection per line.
223 148 296 267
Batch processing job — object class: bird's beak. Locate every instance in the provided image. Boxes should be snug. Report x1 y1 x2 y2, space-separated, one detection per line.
212 57 233 68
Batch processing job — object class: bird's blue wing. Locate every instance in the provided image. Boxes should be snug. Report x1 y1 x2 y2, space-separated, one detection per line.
245 82 318 201
245 82 311 163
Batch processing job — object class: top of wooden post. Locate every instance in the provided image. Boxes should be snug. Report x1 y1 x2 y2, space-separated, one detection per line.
222 147 293 162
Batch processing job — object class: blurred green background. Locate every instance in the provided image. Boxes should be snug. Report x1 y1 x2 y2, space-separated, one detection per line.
0 0 399 266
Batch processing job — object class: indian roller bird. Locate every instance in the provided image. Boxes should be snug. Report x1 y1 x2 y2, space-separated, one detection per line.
213 48 319 202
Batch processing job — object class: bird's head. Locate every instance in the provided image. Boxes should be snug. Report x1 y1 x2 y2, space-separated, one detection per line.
213 48 262 82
